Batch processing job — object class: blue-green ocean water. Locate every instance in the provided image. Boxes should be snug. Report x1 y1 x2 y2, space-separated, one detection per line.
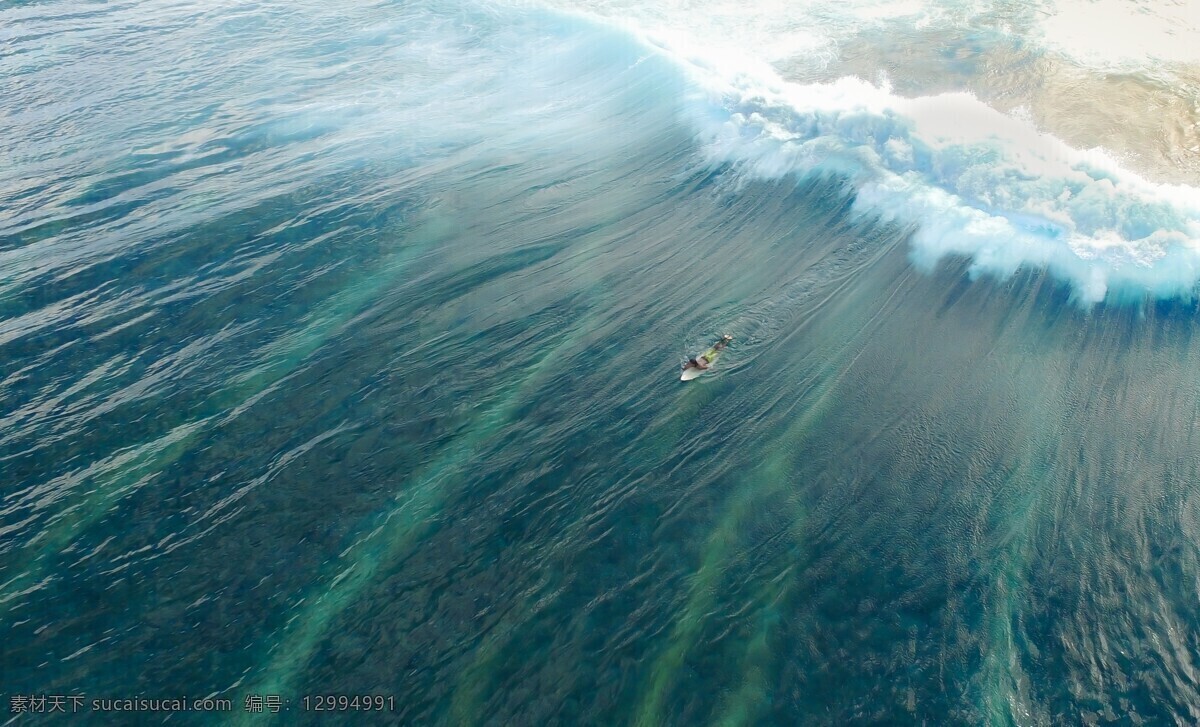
4 0 1200 724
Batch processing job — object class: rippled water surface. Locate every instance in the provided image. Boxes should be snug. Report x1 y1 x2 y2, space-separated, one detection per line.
4 0 1200 724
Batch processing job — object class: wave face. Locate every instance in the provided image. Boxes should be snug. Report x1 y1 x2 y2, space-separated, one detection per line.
5 0 1200 725
686 72 1200 303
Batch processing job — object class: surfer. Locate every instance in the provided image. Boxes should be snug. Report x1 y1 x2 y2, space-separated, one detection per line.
685 334 733 370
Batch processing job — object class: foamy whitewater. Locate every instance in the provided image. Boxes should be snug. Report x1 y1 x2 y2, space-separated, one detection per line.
585 2 1200 303
4 0 1200 724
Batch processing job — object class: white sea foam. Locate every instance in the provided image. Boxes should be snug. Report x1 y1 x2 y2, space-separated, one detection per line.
1035 0 1200 71
634 29 1200 303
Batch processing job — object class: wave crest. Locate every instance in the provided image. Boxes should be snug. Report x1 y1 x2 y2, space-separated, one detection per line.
655 35 1200 303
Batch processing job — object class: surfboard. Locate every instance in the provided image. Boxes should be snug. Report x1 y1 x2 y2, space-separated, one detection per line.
681 347 721 381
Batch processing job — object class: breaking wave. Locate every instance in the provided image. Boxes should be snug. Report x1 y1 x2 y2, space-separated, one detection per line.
632 26 1200 304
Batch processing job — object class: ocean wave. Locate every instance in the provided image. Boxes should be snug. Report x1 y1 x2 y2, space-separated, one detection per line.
511 0 1200 304
612 24 1200 304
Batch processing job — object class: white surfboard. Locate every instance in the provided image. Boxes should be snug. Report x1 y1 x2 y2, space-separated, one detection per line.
680 348 721 381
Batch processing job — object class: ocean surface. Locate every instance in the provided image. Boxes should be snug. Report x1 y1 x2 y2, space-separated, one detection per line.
4 0 1200 723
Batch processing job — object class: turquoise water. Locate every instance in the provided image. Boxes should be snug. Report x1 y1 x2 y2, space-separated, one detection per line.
4 0 1200 723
